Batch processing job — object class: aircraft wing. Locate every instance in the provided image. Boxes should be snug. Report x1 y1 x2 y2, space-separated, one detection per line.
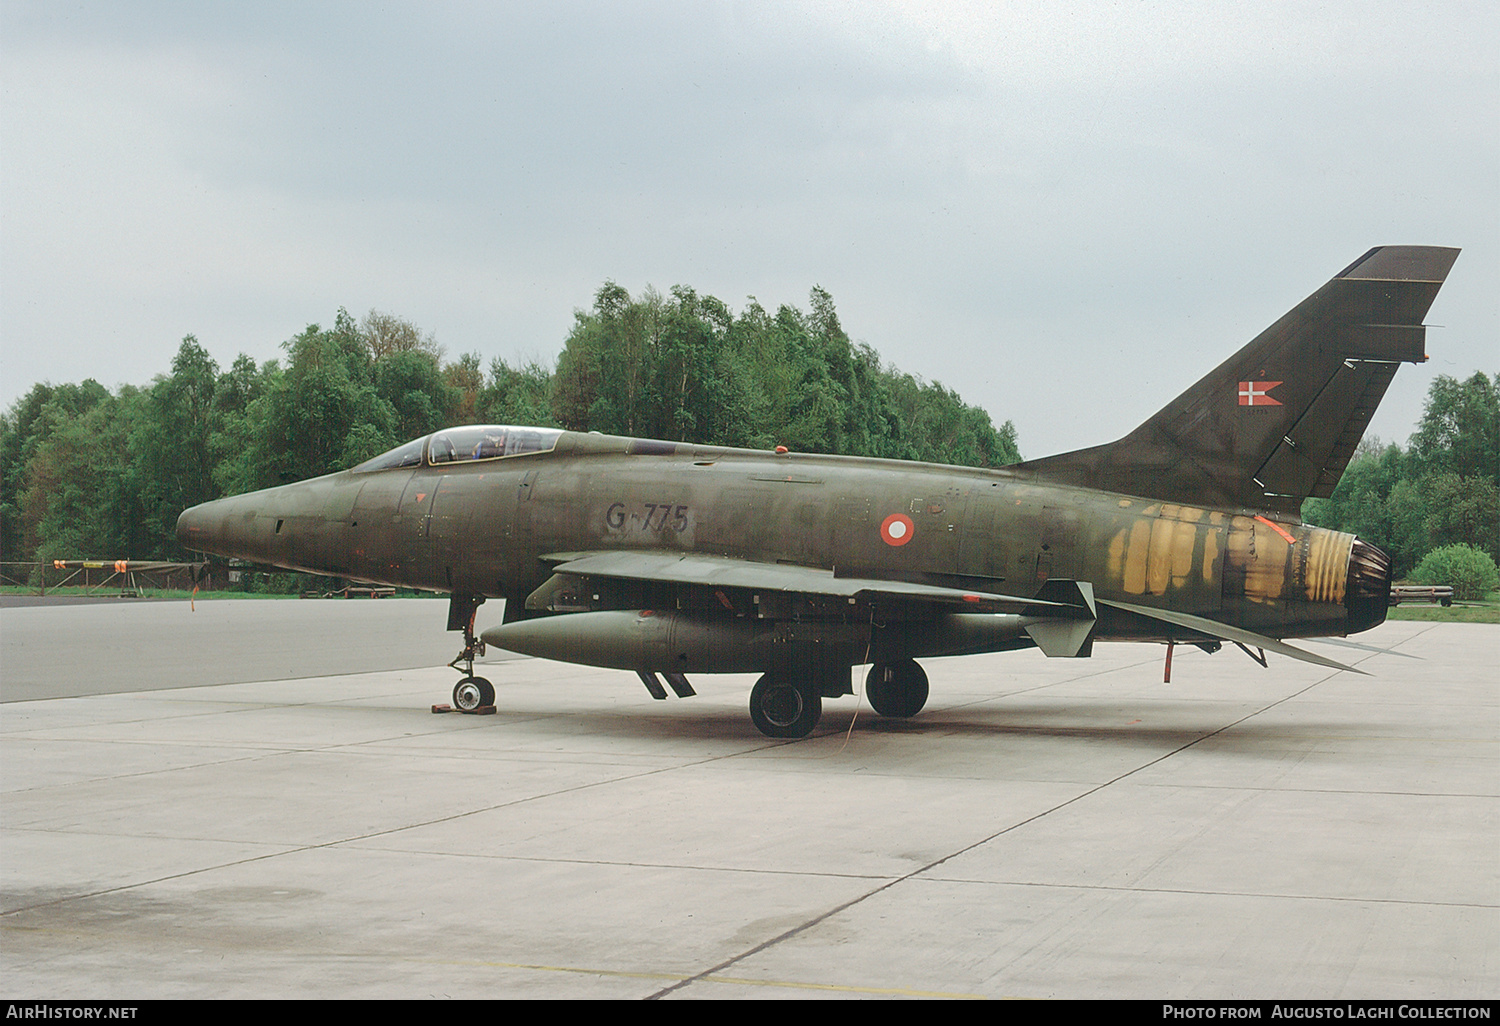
535 554 1362 672
538 550 1069 610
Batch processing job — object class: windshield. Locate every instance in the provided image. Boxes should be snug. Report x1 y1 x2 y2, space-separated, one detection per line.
350 436 426 473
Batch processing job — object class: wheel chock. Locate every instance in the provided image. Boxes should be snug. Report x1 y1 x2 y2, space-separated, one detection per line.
431 704 496 715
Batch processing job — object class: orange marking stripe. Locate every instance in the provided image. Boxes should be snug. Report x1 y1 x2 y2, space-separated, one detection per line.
1255 515 1296 545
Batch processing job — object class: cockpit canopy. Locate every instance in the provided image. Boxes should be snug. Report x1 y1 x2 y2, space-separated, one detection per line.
351 425 563 473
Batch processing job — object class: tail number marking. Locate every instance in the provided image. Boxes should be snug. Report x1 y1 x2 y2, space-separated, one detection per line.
606 502 689 533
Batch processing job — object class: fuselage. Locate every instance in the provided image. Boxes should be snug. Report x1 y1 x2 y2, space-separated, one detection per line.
176 426 1388 649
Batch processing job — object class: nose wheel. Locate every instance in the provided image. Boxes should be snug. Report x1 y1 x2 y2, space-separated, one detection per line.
446 593 494 713
453 676 495 712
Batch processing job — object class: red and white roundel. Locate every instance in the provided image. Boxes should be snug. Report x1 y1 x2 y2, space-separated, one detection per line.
880 513 915 546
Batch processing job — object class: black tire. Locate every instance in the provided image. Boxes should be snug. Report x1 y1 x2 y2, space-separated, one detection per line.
864 659 929 718
749 674 822 739
453 676 493 712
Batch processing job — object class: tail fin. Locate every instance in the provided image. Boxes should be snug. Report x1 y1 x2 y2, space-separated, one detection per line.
1018 246 1461 514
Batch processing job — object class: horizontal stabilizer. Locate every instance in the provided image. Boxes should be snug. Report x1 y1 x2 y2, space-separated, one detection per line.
1100 598 1366 675
1304 637 1420 660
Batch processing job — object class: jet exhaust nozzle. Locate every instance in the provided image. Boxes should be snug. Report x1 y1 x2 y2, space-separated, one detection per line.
1345 538 1392 635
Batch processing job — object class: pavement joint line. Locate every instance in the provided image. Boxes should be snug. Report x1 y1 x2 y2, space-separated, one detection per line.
646 650 1410 999
0 664 479 704
897 875 1499 909
217 842 1500 910
16 645 1377 996
0 689 1223 963
648 716 1231 996
321 845 906 880
5 617 1486 995
0 734 793 919
1131 782 1499 797
0 723 661 795
949 656 1164 708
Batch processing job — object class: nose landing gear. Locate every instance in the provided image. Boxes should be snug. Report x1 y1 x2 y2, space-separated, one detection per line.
444 593 494 714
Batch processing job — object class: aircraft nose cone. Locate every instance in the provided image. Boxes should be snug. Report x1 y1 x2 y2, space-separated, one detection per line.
176 499 224 554
176 503 204 549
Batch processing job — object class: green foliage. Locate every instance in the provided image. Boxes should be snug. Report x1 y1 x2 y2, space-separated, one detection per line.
547 282 1019 466
1302 370 1499 577
1 285 1012 564
376 350 458 443
1 308 460 560
251 571 317 595
482 358 558 427
445 352 486 423
20 389 142 560
234 312 399 490
130 337 222 551
1407 372 1499 482
1409 544 1500 602
1423 473 1500 557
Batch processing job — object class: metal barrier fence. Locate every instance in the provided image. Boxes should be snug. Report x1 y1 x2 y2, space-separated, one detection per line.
0 560 210 596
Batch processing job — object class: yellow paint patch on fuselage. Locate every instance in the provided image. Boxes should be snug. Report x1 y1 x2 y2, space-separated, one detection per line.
1202 524 1220 586
1123 518 1154 595
1116 503 1218 599
1107 527 1128 587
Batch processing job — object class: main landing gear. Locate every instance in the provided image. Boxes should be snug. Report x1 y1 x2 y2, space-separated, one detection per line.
747 660 932 739
864 659 929 719
447 594 494 713
749 674 823 739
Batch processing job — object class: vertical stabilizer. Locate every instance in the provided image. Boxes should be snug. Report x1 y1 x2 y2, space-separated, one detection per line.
1018 246 1461 514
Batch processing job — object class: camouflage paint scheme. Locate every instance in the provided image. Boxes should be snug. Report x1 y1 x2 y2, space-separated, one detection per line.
177 246 1460 737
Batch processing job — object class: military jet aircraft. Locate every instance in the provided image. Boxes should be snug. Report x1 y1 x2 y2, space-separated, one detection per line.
177 245 1460 738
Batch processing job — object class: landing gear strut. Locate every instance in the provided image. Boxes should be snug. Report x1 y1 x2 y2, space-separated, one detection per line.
447 594 494 712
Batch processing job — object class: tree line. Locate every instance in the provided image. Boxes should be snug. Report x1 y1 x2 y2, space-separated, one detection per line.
4 278 1491 594
1 284 1021 564
1300 370 1499 595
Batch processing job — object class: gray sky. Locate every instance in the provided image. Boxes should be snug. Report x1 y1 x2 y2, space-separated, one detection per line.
2 1 1495 459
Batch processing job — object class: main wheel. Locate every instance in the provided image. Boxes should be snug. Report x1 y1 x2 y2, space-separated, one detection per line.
749 674 822 739
452 676 495 711
864 659 929 718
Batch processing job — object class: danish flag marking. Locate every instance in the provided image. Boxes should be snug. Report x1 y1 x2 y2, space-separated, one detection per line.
1238 381 1282 406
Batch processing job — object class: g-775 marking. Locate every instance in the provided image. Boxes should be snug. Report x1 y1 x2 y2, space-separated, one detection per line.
605 502 689 532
